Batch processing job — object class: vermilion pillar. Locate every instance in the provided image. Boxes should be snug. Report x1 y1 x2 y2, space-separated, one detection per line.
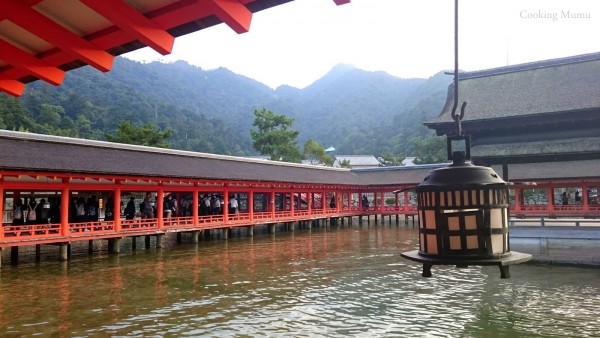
157 188 164 229
513 188 522 213
249 190 254 221
0 186 4 240
223 190 229 220
547 187 555 212
270 191 275 219
193 187 199 226
114 187 121 232
582 184 589 212
60 186 70 236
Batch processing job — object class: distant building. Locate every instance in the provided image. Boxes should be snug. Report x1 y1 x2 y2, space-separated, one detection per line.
334 155 381 169
401 157 416 166
425 52 600 166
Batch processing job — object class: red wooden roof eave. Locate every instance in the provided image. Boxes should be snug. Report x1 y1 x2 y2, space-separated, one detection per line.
0 0 349 96
0 169 366 192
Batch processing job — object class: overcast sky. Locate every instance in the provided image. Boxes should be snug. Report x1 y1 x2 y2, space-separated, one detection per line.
125 0 600 89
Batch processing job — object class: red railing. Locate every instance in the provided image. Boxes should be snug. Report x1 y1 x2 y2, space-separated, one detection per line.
2 203 598 248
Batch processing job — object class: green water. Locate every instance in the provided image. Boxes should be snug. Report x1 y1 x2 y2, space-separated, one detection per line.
1 225 599 337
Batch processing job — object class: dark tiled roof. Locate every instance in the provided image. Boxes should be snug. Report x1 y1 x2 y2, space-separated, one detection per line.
491 159 600 182
427 52 600 124
472 137 600 164
1 131 598 187
0 130 357 186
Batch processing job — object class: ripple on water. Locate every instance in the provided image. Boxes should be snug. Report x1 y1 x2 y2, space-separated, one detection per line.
1 227 599 337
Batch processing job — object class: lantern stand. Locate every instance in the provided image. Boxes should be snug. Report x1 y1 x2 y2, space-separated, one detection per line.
400 0 531 279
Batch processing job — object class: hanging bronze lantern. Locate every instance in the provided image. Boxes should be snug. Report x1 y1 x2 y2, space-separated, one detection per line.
401 0 530 278
401 142 531 278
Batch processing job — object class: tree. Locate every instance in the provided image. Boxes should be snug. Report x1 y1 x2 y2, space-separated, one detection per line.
380 152 405 166
303 139 334 166
250 108 302 163
411 134 447 164
338 159 352 168
105 121 172 148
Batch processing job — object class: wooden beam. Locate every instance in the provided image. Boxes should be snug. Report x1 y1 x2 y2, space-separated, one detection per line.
0 39 65 85
199 0 253 34
0 78 26 97
80 0 175 56
0 0 113 72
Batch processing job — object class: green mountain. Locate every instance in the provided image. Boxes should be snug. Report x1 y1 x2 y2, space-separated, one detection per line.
0 57 452 157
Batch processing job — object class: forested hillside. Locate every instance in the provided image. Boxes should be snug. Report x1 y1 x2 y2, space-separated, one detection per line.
0 57 451 158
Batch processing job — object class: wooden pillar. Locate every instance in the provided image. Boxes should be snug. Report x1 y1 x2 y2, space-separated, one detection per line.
269 223 276 234
176 232 182 244
110 238 122 253
513 188 522 213
223 190 229 221
59 243 68 261
290 192 295 216
60 186 70 236
145 235 151 248
247 226 254 237
88 240 93 254
582 184 589 213
222 228 229 240
0 186 4 241
547 186 555 212
359 192 363 212
270 192 276 219
308 192 312 216
157 188 165 229
11 246 18 265
192 231 200 243
132 236 137 250
114 187 122 232
193 187 199 227
156 234 164 248
248 190 254 222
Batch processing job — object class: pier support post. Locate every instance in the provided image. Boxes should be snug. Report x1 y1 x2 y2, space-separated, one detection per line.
0 248 2 268
269 223 276 234
145 235 151 249
132 236 137 251
11 246 18 265
192 231 200 243
223 228 229 240
156 234 164 248
176 232 182 244
59 243 68 261
109 238 122 254
374 215 378 225
36 244 42 262
88 240 94 254
247 226 254 237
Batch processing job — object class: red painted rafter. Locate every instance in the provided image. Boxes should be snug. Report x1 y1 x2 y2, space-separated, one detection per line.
80 0 175 56
0 38 65 85
198 0 253 34
0 0 347 96
0 0 213 96
0 0 113 72
0 79 26 96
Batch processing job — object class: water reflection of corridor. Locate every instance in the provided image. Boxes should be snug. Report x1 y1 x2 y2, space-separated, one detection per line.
0 226 598 337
